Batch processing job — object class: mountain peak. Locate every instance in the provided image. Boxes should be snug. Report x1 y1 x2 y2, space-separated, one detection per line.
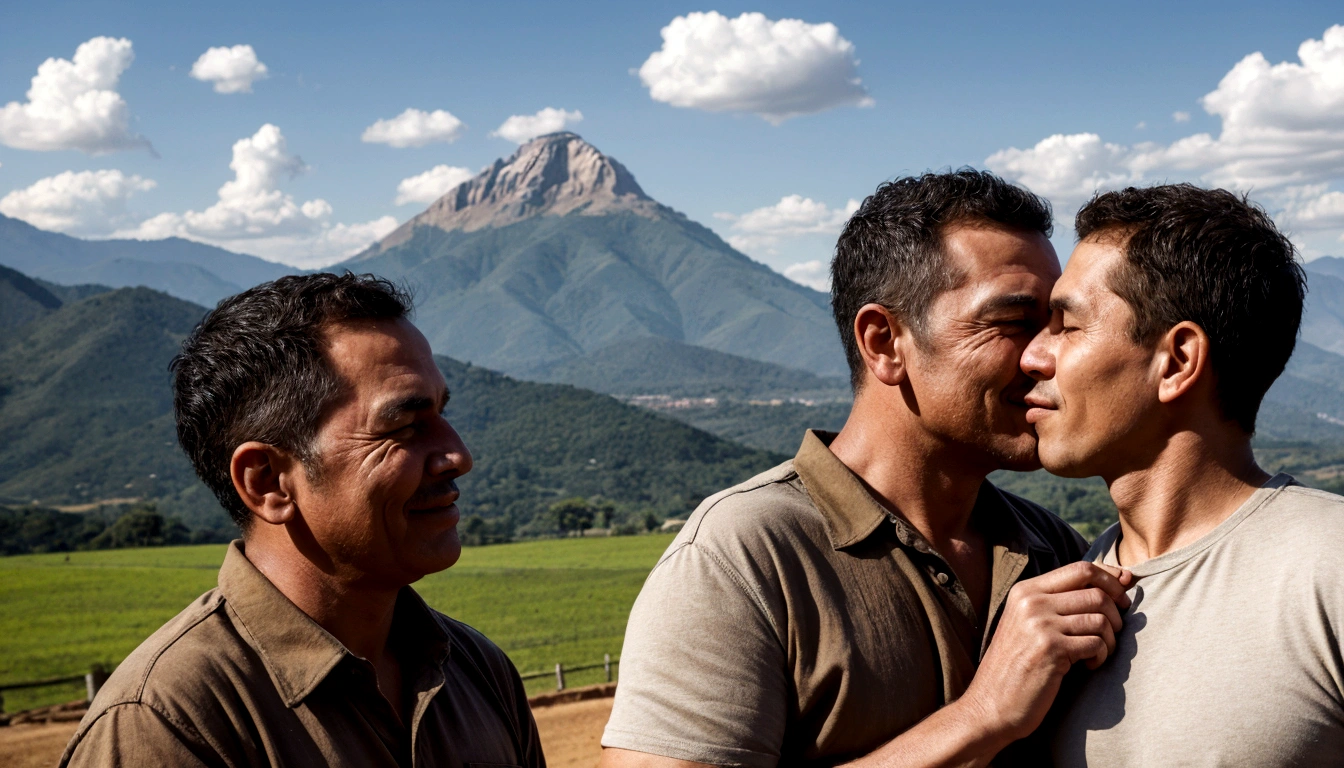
368 133 664 254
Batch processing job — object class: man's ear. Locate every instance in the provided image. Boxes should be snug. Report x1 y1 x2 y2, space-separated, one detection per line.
230 442 302 526
1155 321 1211 405
853 303 910 387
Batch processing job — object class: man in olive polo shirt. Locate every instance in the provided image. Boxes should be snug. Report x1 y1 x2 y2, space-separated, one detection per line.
602 171 1132 767
61 274 544 767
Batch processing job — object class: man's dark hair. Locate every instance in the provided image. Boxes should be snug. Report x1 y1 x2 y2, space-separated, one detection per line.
1076 183 1305 434
171 273 412 530
831 169 1054 389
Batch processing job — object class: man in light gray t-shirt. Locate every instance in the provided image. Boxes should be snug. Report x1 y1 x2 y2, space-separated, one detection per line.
1018 183 1344 765
1053 477 1344 766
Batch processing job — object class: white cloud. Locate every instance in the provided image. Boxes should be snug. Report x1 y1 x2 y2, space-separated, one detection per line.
395 164 474 205
189 45 269 94
491 108 583 144
716 194 858 260
985 133 1141 216
1172 110 1191 123
638 11 873 124
0 169 154 235
361 108 465 148
119 124 394 268
987 24 1344 249
0 37 148 154
784 259 830 291
1135 121 1147 130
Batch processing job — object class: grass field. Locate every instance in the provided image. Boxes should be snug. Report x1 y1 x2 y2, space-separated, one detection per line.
0 534 676 712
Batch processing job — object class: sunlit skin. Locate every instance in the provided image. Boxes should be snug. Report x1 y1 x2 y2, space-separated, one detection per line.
1019 239 1166 480
1021 237 1269 565
230 317 473 723
603 224 1141 768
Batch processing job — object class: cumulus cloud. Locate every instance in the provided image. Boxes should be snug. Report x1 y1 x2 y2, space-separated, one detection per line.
361 108 465 148
120 124 394 267
0 37 148 154
716 194 859 253
491 108 583 144
0 169 154 235
189 45 269 94
784 260 830 291
1172 110 1191 123
395 164 474 205
638 11 873 124
987 24 1344 251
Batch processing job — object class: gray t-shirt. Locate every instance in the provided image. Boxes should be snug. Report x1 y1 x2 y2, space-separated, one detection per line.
1052 475 1344 766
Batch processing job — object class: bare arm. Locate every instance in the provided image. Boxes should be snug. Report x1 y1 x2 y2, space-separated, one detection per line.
601 562 1132 768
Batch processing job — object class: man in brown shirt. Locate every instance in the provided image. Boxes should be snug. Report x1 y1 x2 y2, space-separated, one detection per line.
602 171 1132 767
61 274 544 767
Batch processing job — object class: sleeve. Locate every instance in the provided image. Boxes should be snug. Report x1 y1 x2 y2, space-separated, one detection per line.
601 542 789 768
507 658 547 768
60 703 221 768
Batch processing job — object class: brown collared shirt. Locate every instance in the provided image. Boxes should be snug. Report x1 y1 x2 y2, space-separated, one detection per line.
60 542 545 768
602 430 1087 767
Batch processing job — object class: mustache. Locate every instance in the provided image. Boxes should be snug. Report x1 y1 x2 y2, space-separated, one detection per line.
407 478 460 507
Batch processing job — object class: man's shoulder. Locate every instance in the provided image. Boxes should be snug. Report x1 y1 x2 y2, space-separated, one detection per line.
989 483 1090 563
64 588 244 763
1251 482 1344 553
676 459 815 544
425 607 523 684
85 589 234 711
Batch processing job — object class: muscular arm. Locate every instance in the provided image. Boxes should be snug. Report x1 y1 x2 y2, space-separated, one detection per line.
602 562 1132 768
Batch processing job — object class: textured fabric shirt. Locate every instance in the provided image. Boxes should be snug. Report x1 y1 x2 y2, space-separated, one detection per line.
602 430 1088 767
1051 475 1344 767
60 541 545 768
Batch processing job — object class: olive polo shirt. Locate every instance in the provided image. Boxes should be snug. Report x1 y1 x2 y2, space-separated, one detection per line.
603 430 1087 767
60 541 544 768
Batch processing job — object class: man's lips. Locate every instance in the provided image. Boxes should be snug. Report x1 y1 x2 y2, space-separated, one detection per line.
1023 394 1058 423
406 480 460 514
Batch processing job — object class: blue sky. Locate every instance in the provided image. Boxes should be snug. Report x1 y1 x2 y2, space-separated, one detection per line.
1 1 1342 284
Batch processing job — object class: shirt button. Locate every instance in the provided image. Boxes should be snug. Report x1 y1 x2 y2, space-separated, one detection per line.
935 572 950 585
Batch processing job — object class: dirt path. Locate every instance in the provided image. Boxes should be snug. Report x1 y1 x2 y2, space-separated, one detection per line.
0 696 614 767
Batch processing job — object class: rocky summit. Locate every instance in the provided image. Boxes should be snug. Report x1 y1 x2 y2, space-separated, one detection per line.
362 132 667 256
344 133 849 380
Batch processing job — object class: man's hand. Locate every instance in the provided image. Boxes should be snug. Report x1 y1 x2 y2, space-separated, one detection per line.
956 561 1133 749
600 561 1133 768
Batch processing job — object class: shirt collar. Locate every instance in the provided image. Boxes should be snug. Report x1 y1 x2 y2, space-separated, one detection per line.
218 541 452 708
792 429 1043 557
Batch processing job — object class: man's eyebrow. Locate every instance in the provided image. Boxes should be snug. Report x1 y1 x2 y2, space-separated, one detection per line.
377 388 450 423
1049 296 1080 315
978 293 1040 315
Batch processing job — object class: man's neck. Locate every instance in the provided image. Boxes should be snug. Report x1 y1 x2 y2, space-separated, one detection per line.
244 534 401 664
1105 428 1270 566
829 393 988 549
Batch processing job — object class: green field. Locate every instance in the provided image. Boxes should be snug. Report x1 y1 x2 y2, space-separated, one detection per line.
0 534 676 712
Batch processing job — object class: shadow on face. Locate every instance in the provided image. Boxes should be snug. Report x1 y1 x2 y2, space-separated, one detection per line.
903 222 1060 472
1020 238 1163 479
295 317 474 589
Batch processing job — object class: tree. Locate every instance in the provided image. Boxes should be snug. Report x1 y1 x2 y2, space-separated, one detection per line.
548 498 594 537
643 512 659 532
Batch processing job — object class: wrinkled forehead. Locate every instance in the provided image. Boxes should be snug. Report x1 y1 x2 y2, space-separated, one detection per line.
936 223 1060 313
322 318 446 400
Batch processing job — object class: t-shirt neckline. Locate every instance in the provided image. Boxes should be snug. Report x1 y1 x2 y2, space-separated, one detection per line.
1101 473 1295 578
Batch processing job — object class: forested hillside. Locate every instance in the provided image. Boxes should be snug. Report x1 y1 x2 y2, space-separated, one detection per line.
0 274 784 547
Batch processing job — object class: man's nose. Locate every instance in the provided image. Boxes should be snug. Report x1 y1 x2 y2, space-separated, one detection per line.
429 420 473 477
1020 331 1056 381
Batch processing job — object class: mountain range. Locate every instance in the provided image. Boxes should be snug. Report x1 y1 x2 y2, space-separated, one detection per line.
0 272 785 537
344 132 848 379
0 213 296 309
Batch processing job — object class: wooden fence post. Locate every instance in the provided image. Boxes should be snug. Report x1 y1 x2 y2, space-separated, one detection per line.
604 653 612 683
86 664 109 702
554 663 565 691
